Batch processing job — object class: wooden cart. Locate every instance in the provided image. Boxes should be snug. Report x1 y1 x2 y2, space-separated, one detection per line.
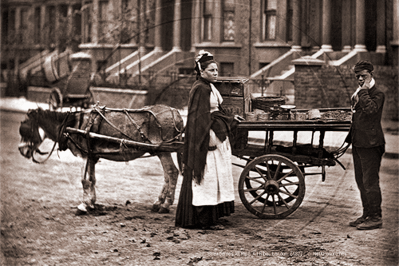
231 119 351 219
66 114 351 219
215 78 352 219
47 52 94 110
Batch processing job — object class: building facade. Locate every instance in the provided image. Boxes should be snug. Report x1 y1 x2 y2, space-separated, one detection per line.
1 0 398 91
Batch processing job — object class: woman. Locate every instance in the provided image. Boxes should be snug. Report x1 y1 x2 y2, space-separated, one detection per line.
175 50 240 229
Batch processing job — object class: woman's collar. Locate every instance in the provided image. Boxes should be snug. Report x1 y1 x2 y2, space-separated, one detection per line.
199 76 211 85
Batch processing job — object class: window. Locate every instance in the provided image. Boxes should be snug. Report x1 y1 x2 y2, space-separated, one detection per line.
47 6 56 45
220 62 234 77
203 0 213 41
34 7 41 44
262 0 276 40
99 1 108 43
1 10 8 45
223 0 235 41
286 0 293 42
72 4 82 42
82 3 91 43
259 62 269 70
20 8 29 43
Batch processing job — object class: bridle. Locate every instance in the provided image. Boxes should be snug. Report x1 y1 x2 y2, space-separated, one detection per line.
21 112 71 164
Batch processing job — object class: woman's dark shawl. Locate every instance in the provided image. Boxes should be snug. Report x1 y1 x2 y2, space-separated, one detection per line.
182 78 236 184
182 78 212 184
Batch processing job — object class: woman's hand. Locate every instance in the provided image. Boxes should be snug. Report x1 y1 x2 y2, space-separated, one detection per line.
234 115 244 122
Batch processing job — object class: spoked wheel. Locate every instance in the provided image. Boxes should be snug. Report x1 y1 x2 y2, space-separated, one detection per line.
244 161 303 206
49 88 62 111
239 154 305 219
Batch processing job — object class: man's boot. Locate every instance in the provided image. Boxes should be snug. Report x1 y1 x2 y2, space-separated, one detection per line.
349 214 368 227
356 216 382 230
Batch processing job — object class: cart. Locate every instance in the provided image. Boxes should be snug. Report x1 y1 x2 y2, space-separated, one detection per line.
46 52 94 110
65 108 351 219
231 117 351 219
215 78 352 219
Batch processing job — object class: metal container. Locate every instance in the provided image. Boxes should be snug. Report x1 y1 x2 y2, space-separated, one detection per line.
308 109 321 120
257 112 270 121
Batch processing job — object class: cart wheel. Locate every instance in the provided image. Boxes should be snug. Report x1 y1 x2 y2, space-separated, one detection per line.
49 88 62 111
244 163 302 206
238 154 305 219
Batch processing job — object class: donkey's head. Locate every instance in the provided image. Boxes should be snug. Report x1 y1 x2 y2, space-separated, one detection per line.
19 108 77 159
18 110 46 159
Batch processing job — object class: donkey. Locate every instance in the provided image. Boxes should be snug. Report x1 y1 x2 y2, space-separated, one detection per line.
18 105 184 214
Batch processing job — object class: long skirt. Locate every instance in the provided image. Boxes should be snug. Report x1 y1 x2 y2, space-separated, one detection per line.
175 135 235 228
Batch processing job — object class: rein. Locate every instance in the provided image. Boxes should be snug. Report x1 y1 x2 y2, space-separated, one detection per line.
32 140 57 164
31 112 71 164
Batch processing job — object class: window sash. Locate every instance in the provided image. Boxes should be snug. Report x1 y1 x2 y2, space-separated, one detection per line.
266 12 276 40
262 0 276 40
204 0 213 15
203 15 212 41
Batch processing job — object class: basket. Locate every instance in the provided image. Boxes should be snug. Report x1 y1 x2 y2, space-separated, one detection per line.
252 96 286 112
245 112 257 121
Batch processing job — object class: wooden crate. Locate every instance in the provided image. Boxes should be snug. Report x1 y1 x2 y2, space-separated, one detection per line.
213 78 250 116
221 96 245 117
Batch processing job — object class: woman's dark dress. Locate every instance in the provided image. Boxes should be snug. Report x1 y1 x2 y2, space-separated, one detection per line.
175 77 235 228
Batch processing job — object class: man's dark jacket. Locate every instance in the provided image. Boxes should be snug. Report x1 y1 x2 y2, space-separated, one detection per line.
346 84 385 148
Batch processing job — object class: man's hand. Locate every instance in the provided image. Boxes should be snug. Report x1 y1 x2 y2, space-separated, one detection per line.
361 77 372 90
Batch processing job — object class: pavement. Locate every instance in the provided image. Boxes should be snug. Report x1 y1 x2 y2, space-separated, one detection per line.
1 96 398 158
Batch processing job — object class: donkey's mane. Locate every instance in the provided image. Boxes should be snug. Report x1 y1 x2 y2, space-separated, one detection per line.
36 109 77 128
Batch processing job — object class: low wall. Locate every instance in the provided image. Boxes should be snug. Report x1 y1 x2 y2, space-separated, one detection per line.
27 86 51 103
26 86 149 110
90 87 148 109
0 82 7 98
294 61 398 121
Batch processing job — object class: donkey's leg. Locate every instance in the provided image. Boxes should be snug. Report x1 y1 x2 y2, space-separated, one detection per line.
156 153 179 213
78 157 97 212
151 153 169 212
151 183 167 213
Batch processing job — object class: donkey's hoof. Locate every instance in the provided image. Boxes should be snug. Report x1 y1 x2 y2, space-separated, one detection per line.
151 204 161 213
77 203 88 212
158 207 170 214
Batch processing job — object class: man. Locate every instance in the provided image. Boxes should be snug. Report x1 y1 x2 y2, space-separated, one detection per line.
346 60 385 230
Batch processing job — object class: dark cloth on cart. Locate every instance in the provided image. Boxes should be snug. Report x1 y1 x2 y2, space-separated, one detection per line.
346 77 385 219
176 77 235 229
